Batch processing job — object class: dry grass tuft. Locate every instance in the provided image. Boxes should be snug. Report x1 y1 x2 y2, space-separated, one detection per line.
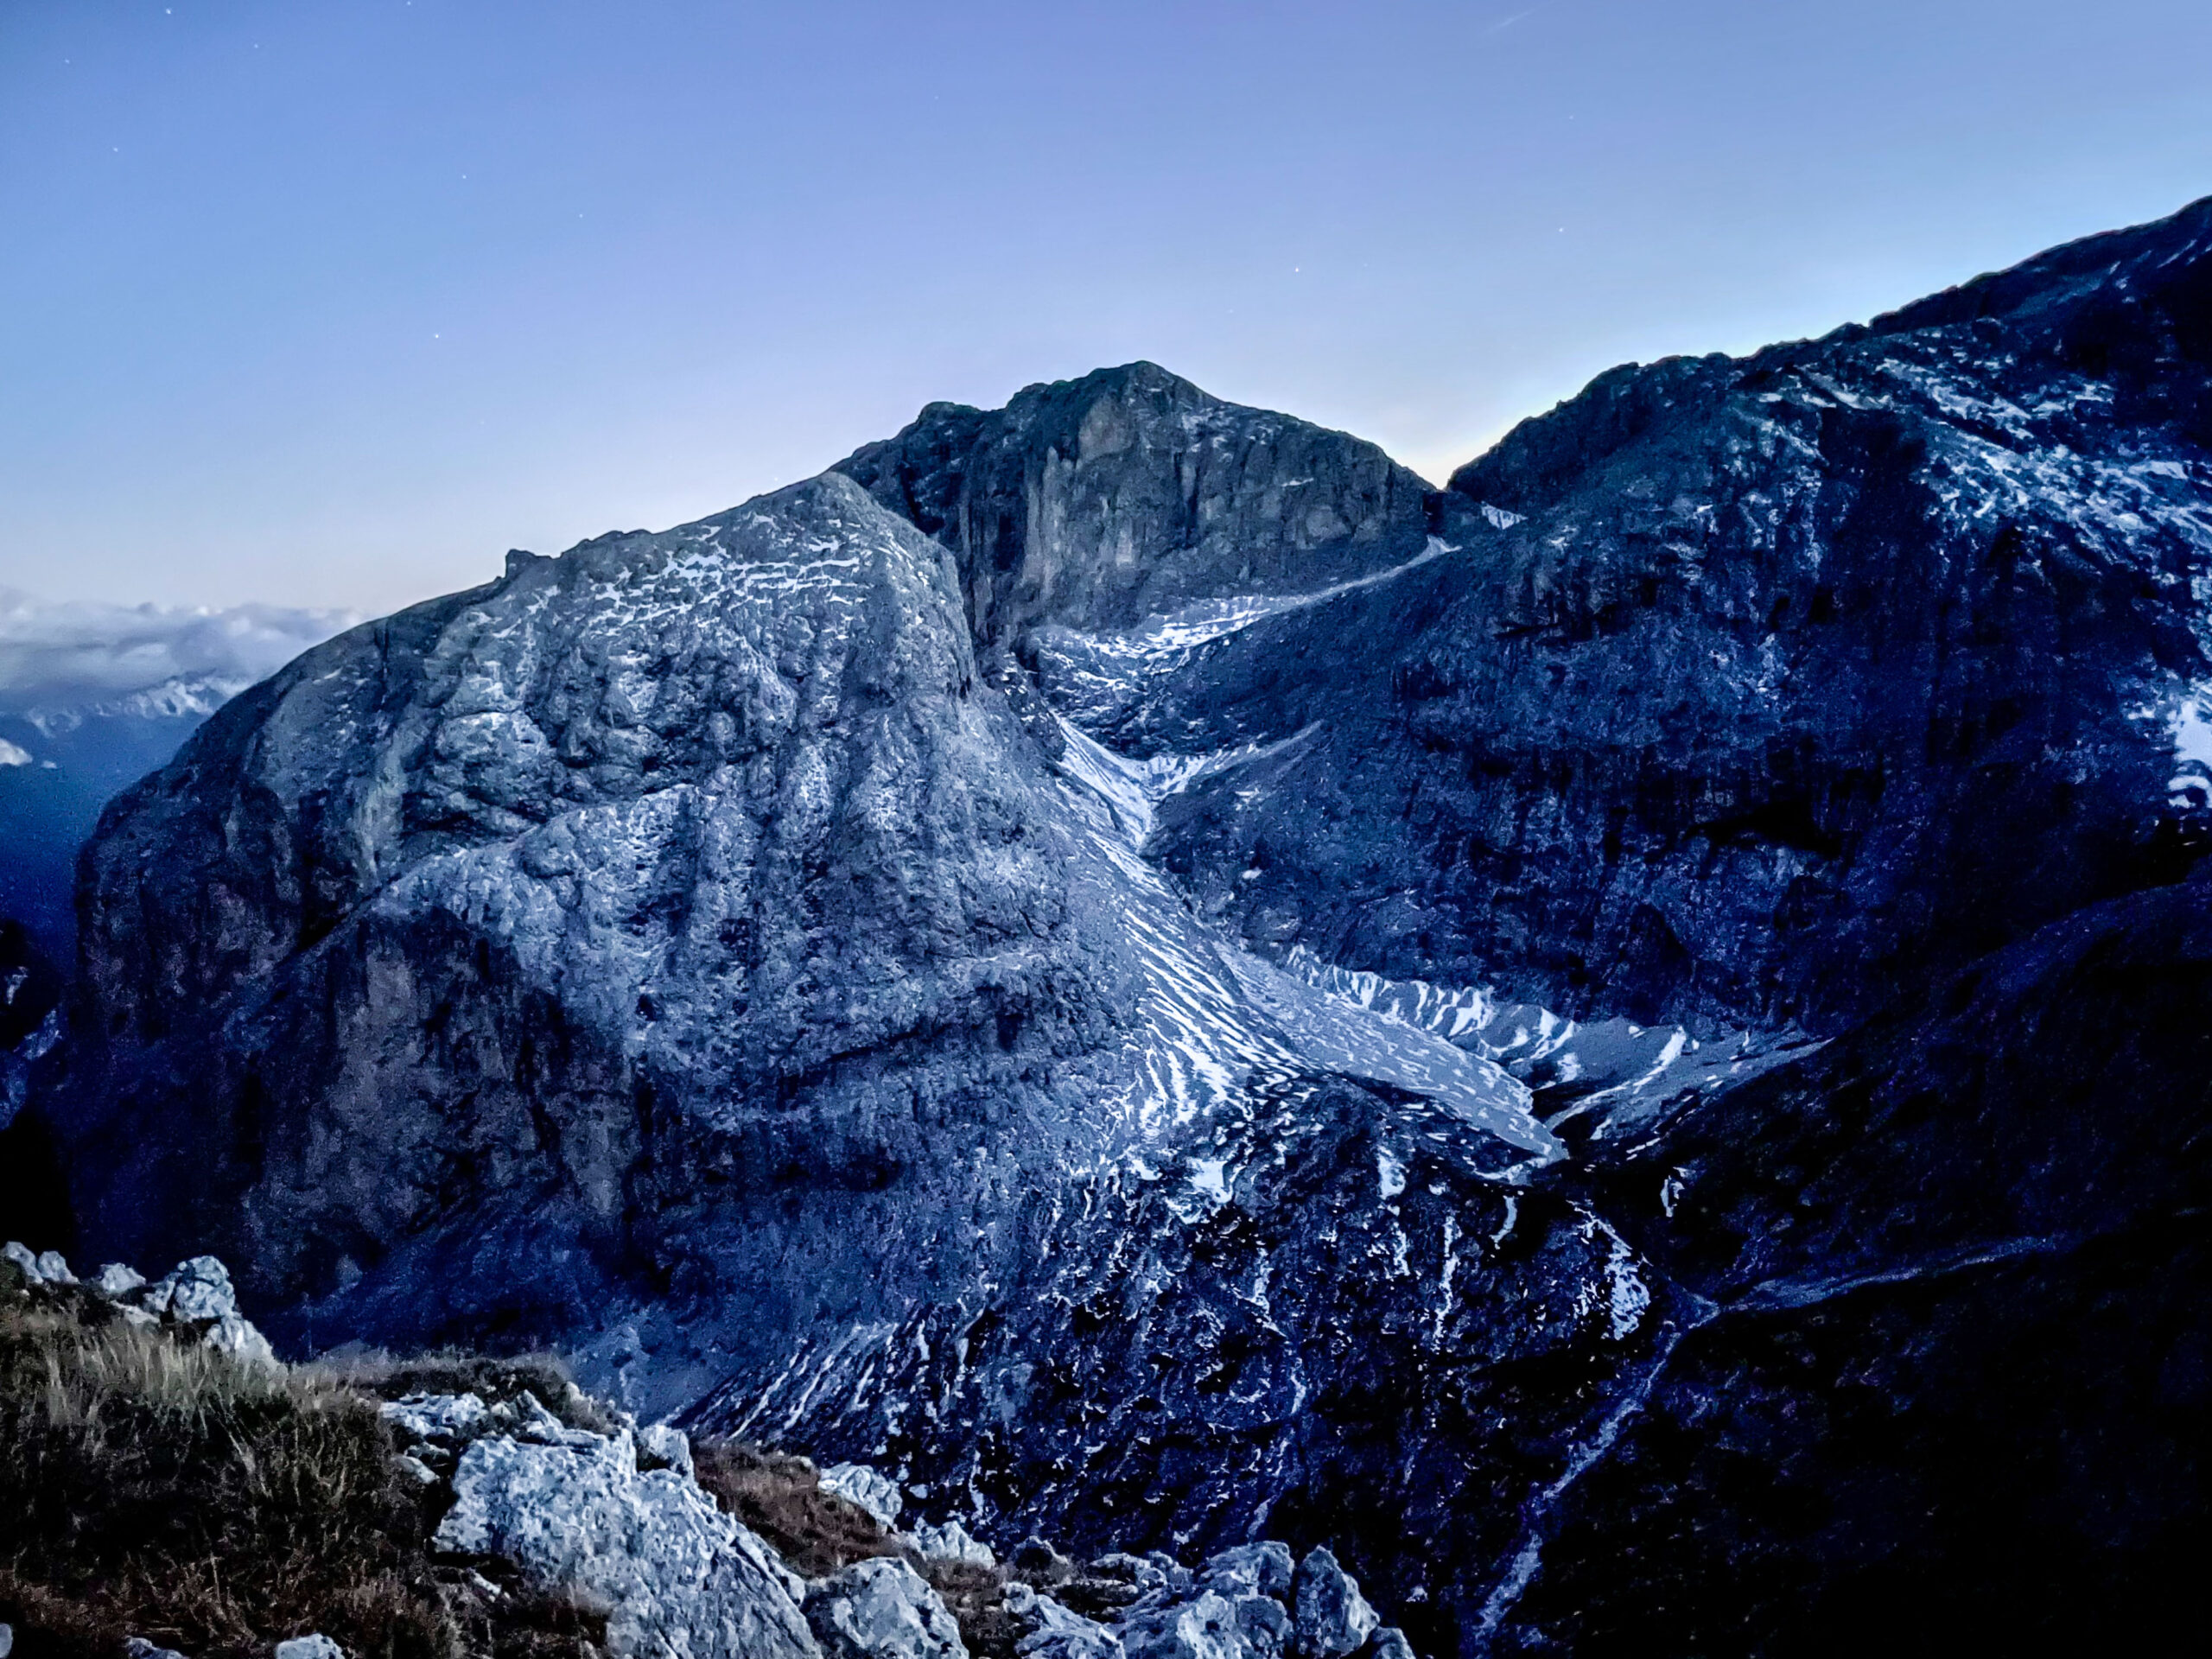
687 1437 1023 1656
0 1263 605 1659
688 1439 899 1580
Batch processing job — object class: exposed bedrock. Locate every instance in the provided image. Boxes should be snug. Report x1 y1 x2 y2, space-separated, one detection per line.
833 361 1433 655
49 474 1135 1373
702 872 2212 1655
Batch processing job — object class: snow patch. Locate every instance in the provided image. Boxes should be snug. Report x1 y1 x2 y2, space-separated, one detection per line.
1376 1147 1407 1201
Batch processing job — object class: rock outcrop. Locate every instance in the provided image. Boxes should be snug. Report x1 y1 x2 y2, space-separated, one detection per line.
48 473 1135 1378
805 1559 967 1659
3 1243 278 1368
0 920 61 1136
407 1394 820 1659
375 1382 1405 1659
820 1465 906 1532
834 363 1432 656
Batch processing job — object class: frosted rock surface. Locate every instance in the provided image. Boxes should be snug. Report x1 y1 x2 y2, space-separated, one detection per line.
804 1558 966 1659
1007 1586 1122 1659
909 1519 994 1567
1288 1551 1376 1659
1198 1544 1293 1602
380 1391 492 1444
148 1255 238 1321
201 1309 279 1369
436 1427 819 1659
93 1262 147 1297
1116 1591 1248 1659
274 1637 345 1659
819 1463 904 1529
642 1421 695 1476
836 361 1432 649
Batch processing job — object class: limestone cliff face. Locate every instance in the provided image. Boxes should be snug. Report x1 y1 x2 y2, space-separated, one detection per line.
835 362 1433 653
59 474 1131 1365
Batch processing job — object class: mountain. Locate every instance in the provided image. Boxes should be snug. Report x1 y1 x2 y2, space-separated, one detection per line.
24 200 2212 1654
0 593 354 959
832 359 1435 653
0 679 247 957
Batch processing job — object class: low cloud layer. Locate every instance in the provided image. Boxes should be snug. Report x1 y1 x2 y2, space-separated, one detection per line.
0 588 359 715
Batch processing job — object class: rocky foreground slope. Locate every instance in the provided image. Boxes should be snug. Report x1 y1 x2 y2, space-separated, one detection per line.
3 1245 1407 1659
16 200 2212 1653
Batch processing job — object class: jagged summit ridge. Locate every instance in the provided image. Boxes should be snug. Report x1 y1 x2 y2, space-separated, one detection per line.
1096 195 2212 1035
836 361 1433 651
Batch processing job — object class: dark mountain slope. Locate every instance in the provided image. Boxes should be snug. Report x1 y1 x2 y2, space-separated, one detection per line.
1490 868 2212 1655
693 868 2212 1656
1103 196 2212 1033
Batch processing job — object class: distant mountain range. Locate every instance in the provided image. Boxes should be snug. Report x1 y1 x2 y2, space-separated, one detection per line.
0 594 352 957
12 199 2212 1653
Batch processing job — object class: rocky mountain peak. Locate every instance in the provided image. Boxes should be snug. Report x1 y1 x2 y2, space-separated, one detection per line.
836 361 1433 651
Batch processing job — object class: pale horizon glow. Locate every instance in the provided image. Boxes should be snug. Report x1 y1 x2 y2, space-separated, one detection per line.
3 0 2209 617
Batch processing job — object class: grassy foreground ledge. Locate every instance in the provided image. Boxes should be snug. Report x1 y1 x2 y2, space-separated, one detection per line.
0 1255 983 1659
0 1254 610 1659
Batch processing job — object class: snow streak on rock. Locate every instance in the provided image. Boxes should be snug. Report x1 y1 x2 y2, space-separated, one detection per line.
1048 713 1557 1167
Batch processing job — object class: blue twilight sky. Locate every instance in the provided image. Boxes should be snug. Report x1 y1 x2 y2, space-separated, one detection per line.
3 0 2210 617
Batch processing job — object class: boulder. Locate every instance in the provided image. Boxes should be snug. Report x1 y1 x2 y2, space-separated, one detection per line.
1363 1630 1413 1659
436 1427 818 1659
2 1242 75 1286
92 1255 283 1366
1094 1555 1190 1597
804 1558 966 1659
202 1310 279 1370
1288 1552 1375 1659
909 1519 995 1567
1226 1598 1289 1659
640 1422 694 1477
380 1392 492 1445
1117 1591 1248 1659
274 1637 345 1659
1198 1544 1293 1602
0 1620 13 1659
394 1453 440 1485
1005 1586 1122 1659
505 1392 604 1450
819 1463 904 1530
147 1255 236 1321
93 1262 147 1297
1019 1625 1126 1659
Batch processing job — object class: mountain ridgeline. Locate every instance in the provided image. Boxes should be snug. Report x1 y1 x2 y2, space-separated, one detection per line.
21 200 2212 1653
